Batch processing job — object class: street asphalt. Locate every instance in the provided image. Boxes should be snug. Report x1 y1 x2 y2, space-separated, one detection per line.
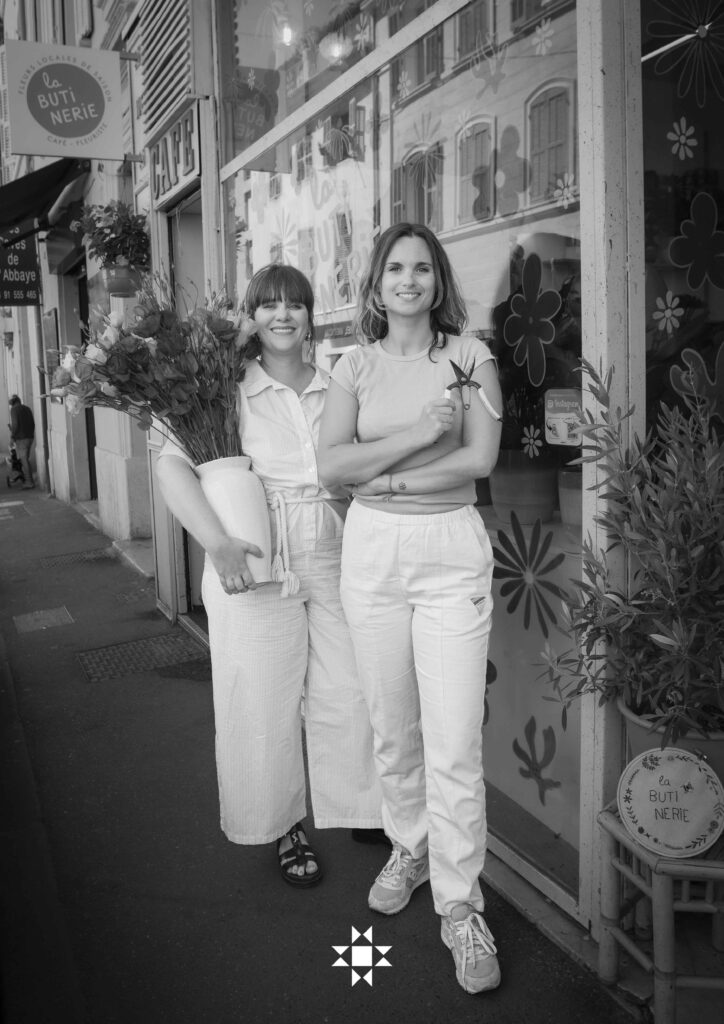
0 486 642 1024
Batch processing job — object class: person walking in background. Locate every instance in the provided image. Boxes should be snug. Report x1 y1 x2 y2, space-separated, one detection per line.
156 264 381 888
9 394 35 489
318 224 503 994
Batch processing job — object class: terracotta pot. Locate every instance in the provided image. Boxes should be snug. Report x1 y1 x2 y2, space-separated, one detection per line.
196 456 272 584
489 450 557 524
617 696 724 785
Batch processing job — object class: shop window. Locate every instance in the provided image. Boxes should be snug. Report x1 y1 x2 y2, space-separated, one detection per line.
458 0 491 59
269 173 282 200
459 121 494 223
390 0 442 101
295 134 314 184
528 85 572 203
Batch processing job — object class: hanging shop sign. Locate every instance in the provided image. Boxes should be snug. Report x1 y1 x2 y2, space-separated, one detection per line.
150 104 201 208
2 40 123 160
0 225 41 306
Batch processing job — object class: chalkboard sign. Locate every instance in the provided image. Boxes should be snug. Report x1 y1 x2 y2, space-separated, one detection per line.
617 748 724 858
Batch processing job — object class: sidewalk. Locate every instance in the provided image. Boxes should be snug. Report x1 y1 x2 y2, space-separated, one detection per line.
0 488 641 1024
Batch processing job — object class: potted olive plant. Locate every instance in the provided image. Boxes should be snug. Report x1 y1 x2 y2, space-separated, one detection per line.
79 200 151 295
541 356 724 770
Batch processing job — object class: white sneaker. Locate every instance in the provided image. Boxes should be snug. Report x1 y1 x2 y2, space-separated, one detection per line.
441 904 501 994
368 843 430 915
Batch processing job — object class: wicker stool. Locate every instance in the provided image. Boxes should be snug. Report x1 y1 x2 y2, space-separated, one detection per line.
597 806 724 1024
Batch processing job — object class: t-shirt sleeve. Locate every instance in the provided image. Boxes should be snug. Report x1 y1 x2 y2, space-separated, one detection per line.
157 435 196 468
330 348 359 398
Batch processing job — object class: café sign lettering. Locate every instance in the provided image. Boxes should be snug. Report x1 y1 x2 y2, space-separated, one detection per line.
3 40 123 159
150 105 201 207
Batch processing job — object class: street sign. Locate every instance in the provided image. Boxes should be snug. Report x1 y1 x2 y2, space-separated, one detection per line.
0 224 42 306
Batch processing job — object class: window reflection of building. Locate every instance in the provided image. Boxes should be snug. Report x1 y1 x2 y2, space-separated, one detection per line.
459 121 494 223
529 85 574 204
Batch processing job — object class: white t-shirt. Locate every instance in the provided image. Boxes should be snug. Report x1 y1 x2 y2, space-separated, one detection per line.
331 335 496 507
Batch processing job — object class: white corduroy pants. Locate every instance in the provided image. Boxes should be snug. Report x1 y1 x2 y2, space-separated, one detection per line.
339 501 494 917
203 529 381 845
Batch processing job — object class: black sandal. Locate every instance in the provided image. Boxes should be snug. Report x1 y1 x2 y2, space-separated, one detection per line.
277 823 323 888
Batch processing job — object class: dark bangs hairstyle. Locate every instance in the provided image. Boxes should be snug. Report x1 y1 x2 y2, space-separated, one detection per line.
356 223 467 348
240 263 315 360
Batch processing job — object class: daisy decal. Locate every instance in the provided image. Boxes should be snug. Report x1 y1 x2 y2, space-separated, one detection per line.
493 511 566 638
652 290 684 334
503 252 562 387
645 0 724 108
397 68 412 100
533 18 554 56
668 191 724 290
666 116 698 159
553 172 578 209
521 425 543 457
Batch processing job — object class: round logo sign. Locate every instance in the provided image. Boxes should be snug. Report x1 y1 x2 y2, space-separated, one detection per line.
26 64 105 139
617 747 724 858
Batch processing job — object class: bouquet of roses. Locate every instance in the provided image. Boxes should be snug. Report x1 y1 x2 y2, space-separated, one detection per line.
46 277 247 465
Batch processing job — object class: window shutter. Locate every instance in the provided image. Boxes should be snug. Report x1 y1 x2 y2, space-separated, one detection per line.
139 0 213 141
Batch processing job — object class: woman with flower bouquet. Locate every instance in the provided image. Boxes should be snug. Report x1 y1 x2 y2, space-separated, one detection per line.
318 224 503 994
153 265 381 887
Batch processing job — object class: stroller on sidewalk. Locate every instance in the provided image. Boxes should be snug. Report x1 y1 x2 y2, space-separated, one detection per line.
5 442 25 487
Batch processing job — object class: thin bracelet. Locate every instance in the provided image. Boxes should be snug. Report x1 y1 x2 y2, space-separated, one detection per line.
388 473 393 493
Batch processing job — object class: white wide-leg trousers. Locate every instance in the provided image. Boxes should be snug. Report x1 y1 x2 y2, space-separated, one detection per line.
340 502 494 917
203 534 381 844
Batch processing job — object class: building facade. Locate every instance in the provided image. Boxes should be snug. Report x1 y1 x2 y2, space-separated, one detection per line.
1 0 722 944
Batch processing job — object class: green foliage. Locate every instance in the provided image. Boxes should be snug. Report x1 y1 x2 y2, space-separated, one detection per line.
541 359 724 744
79 200 151 269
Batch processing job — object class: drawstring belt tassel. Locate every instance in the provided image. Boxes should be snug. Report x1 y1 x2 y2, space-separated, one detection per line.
269 493 300 598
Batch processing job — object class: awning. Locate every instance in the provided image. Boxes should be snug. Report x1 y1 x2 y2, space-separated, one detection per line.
0 158 90 245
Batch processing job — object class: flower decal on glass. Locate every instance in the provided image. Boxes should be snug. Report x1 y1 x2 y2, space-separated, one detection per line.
553 172 578 209
670 345 724 422
512 716 561 805
397 68 412 100
521 425 543 457
270 209 299 264
646 0 724 108
533 18 554 55
472 36 508 97
669 191 724 290
666 116 698 159
652 290 684 334
503 252 562 387
493 511 567 639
